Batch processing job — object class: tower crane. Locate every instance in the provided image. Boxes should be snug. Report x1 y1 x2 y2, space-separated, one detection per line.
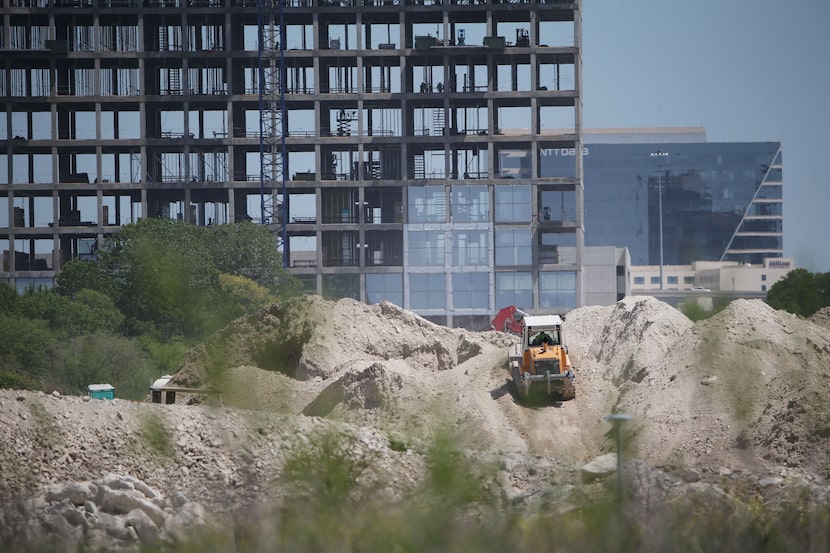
257 0 288 268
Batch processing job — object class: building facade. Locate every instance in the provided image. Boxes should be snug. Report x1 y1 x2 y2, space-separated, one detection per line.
1 0 584 329
546 128 783 271
630 258 794 296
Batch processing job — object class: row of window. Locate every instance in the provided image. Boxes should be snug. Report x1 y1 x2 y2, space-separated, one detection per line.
407 227 542 267
634 274 770 286
633 275 695 286
365 270 576 310
409 185 576 224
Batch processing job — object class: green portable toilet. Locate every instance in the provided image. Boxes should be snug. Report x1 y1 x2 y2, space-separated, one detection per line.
88 384 115 400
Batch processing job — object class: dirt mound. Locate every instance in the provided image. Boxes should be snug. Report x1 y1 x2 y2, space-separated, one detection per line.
173 298 508 388
601 299 830 474
298 298 498 377
810 306 830 330
169 295 830 475
5 294 830 550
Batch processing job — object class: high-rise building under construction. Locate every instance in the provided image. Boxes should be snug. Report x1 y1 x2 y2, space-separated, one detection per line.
0 0 585 329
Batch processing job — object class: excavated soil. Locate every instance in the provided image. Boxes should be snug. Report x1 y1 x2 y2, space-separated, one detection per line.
3 295 830 549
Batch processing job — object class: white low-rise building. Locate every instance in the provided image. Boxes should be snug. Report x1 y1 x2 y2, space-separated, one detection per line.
631 258 795 294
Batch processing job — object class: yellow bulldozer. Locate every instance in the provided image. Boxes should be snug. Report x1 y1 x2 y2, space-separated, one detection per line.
508 314 575 401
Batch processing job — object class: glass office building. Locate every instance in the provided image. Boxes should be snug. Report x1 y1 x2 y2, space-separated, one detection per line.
541 132 783 266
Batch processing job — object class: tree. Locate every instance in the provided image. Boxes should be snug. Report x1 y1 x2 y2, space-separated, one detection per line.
17 287 124 337
765 268 830 317
0 282 19 315
48 332 156 399
54 259 114 299
93 218 302 341
0 314 56 381
206 222 305 298
99 218 220 339
217 273 278 321
207 222 282 286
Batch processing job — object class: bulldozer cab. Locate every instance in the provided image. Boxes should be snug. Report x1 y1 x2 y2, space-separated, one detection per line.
522 315 564 349
529 330 559 347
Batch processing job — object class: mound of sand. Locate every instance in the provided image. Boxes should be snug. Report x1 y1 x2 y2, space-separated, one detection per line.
4 294 830 551
170 294 830 475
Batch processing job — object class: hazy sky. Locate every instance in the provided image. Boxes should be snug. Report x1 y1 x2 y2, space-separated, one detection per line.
582 0 830 273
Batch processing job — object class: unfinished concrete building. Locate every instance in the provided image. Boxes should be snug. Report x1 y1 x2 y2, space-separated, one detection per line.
1 0 583 329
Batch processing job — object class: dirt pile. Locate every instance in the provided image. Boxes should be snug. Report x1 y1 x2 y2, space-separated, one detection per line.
3 294 830 550
600 299 830 475
161 294 830 474
811 306 830 330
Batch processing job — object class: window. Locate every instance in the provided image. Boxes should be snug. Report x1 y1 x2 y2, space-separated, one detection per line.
684 276 695 285
633 276 645 285
451 185 489 222
540 271 576 309
761 284 767 292
453 230 489 266
496 272 532 309
452 273 489 309
539 190 576 223
410 273 446 309
494 185 531 222
650 276 660 285
322 274 360 301
366 273 403 306
408 186 446 223
498 149 531 179
408 230 445 266
761 274 767 281
667 276 678 285
495 228 531 266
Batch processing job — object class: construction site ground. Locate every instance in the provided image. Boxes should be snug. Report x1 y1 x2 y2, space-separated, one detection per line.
2 296 830 550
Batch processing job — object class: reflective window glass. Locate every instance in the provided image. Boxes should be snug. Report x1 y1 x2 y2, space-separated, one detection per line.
410 273 446 309
366 273 403 306
495 272 531 309
451 185 489 222
551 141 783 265
495 228 531 266
539 271 576 309
452 272 489 309
408 229 445 266
494 185 531 223
453 230 489 266
322 274 360 300
408 186 446 223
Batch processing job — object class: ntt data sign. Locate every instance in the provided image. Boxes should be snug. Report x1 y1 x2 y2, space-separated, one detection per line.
539 147 587 178
540 147 590 157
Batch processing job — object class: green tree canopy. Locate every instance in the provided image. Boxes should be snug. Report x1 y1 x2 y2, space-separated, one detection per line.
94 218 300 340
47 332 156 399
765 268 830 317
0 314 56 377
98 218 221 338
54 259 114 299
207 222 282 286
206 222 304 298
17 287 123 337
1 219 304 396
0 281 19 314
217 273 278 321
